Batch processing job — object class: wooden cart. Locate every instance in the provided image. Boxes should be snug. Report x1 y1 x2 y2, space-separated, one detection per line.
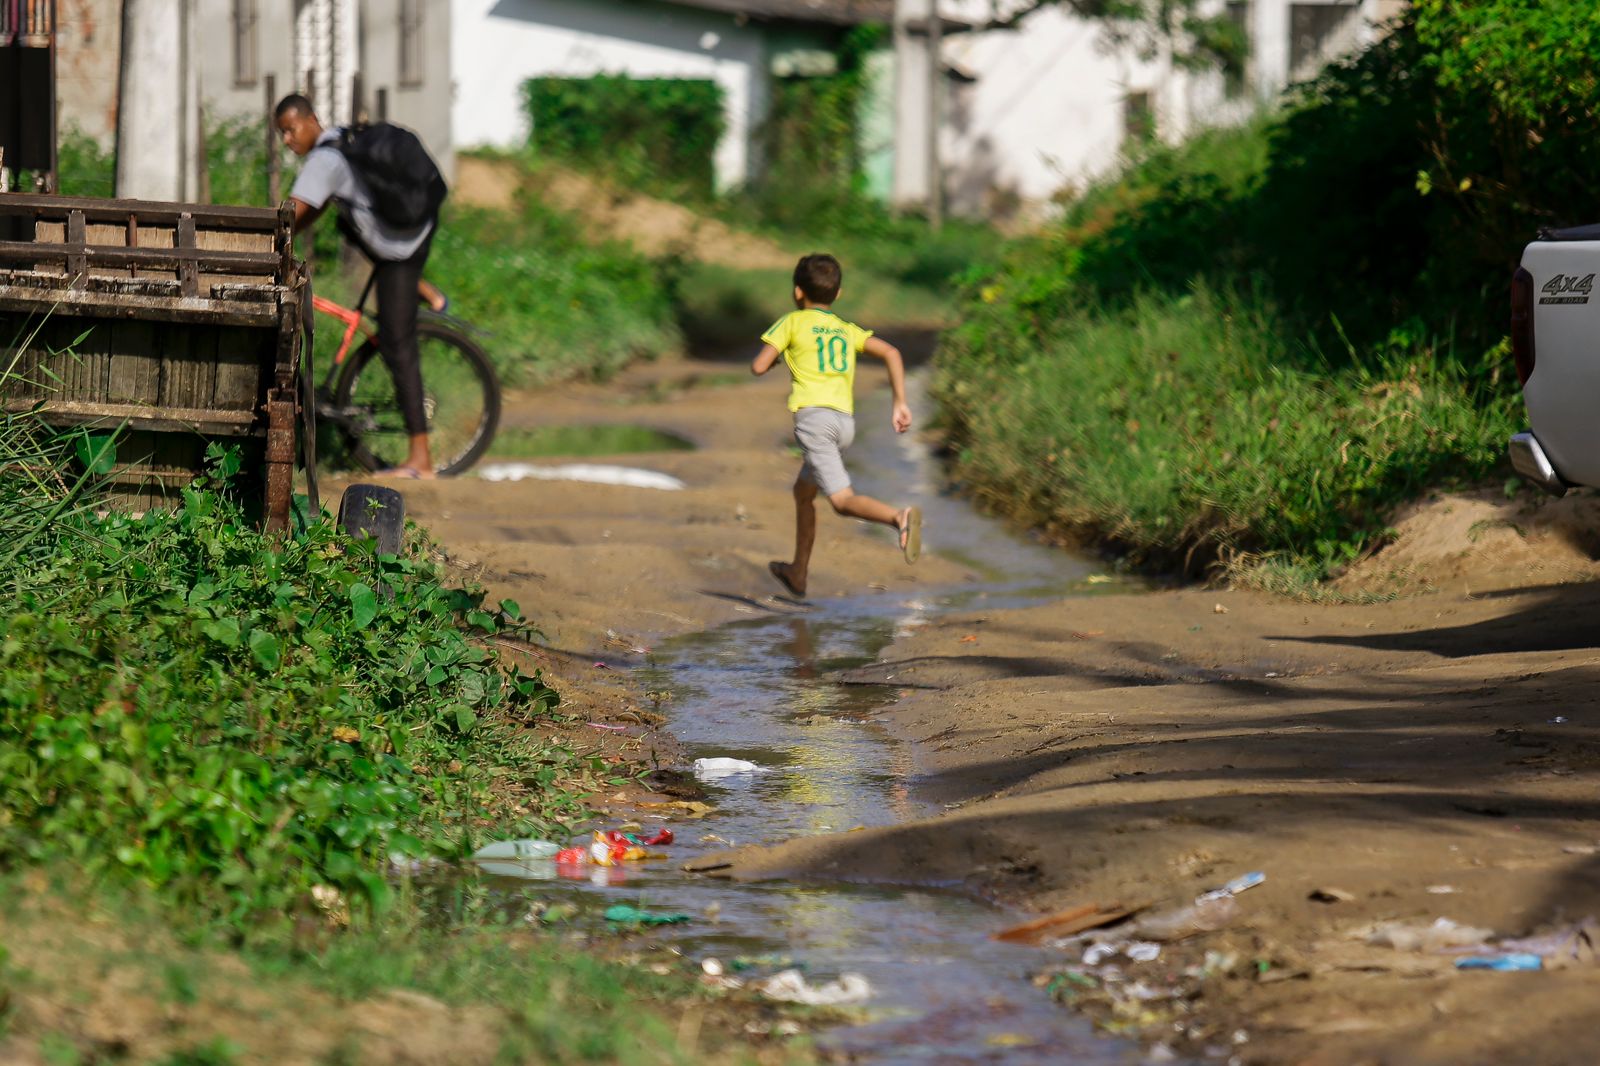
0 192 309 531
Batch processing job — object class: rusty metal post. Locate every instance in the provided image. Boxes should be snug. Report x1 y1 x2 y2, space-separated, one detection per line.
263 390 296 533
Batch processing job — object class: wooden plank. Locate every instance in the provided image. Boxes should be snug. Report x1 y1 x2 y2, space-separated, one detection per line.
176 214 199 296
65 210 87 286
159 317 219 413
0 283 283 326
104 319 162 407
212 325 271 410
198 229 274 254
0 398 263 435
0 192 283 229
0 241 281 273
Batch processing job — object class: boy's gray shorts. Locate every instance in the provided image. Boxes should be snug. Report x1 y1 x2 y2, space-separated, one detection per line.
793 406 855 497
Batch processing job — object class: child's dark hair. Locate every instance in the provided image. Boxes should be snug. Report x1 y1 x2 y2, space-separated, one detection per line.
794 254 843 304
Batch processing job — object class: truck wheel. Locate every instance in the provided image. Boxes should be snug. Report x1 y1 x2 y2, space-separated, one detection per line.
338 483 406 556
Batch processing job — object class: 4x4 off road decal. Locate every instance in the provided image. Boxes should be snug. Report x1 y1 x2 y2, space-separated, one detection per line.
1541 273 1596 305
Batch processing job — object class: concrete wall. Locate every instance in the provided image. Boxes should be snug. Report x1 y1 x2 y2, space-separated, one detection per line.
56 0 454 190
934 0 1398 220
358 0 454 174
55 0 123 146
451 0 772 193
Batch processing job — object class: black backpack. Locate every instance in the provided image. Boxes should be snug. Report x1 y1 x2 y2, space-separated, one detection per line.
336 122 447 229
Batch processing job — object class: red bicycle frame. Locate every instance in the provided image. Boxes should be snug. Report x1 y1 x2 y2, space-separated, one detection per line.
311 294 374 366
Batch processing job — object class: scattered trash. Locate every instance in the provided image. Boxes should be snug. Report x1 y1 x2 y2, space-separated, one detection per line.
469 839 561 880
701 958 725 977
1085 575 1113 585
593 662 610 670
1426 885 1457 895
754 969 873 1006
472 839 561 862
959 634 980 644
994 901 1149 945
1550 716 1569 724
1197 871 1264 903
1084 941 1162 966
693 757 770 781
552 829 673 868
1128 895 1240 942
1498 918 1598 967
604 904 691 926
310 884 350 927
1309 887 1356 904
478 462 687 491
1456 953 1542 972
638 799 716 818
1563 844 1599 856
588 722 627 732
1366 917 1493 953
1213 603 1229 615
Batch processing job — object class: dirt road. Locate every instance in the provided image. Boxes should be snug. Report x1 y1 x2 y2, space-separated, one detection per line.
342 357 1600 1064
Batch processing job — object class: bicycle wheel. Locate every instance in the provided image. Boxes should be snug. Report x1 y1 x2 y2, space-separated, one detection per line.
333 322 501 477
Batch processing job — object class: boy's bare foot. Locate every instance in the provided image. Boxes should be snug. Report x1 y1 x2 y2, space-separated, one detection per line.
898 507 922 564
768 560 807 598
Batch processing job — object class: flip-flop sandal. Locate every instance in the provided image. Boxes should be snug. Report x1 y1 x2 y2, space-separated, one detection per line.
901 507 923 564
375 466 423 480
768 561 806 598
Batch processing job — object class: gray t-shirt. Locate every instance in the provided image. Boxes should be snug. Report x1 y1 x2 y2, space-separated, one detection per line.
290 128 432 262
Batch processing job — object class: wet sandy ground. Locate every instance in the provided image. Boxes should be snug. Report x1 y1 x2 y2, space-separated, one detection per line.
333 357 1600 1064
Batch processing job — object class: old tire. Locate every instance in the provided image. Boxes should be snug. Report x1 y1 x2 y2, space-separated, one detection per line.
338 483 406 556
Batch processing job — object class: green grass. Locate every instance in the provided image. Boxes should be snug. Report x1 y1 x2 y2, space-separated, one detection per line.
490 423 696 459
937 283 1520 578
0 872 770 1065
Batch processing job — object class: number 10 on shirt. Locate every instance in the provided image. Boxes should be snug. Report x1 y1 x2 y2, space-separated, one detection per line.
816 334 851 373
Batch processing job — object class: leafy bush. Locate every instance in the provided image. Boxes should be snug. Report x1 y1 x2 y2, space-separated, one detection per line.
425 198 683 384
938 284 1519 576
524 75 725 199
933 8 1596 580
0 447 580 922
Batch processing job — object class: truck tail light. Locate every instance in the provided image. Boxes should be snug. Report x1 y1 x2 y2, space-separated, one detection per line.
1512 266 1536 386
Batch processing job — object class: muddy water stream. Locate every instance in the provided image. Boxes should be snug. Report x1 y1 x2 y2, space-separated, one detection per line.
484 374 1144 1063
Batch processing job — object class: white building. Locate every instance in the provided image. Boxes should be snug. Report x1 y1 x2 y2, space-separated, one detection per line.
929 0 1406 219
451 0 888 193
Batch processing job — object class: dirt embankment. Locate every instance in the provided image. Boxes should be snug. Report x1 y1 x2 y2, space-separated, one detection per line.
454 156 795 270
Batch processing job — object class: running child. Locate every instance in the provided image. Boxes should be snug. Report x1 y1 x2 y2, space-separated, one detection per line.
753 254 922 598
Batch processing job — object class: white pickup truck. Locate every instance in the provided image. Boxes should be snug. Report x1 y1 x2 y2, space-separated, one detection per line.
1509 225 1600 496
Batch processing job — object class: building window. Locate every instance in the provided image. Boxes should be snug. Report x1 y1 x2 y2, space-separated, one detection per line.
1289 3 1357 76
232 0 259 86
1123 91 1155 148
399 0 425 87
1224 1 1251 99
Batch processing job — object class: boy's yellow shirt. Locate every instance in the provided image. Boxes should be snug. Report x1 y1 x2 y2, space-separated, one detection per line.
762 308 874 415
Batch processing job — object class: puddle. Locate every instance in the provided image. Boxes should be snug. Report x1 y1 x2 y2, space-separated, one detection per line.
489 422 696 458
472 373 1145 1062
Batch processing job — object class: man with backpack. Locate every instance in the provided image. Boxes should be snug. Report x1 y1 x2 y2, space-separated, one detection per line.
275 93 447 479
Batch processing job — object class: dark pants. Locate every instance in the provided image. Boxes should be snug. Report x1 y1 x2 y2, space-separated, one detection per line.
370 226 434 437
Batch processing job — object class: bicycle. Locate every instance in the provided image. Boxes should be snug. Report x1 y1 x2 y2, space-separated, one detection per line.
307 271 501 478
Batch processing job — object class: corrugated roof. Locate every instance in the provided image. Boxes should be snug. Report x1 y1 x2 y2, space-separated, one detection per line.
663 0 895 25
